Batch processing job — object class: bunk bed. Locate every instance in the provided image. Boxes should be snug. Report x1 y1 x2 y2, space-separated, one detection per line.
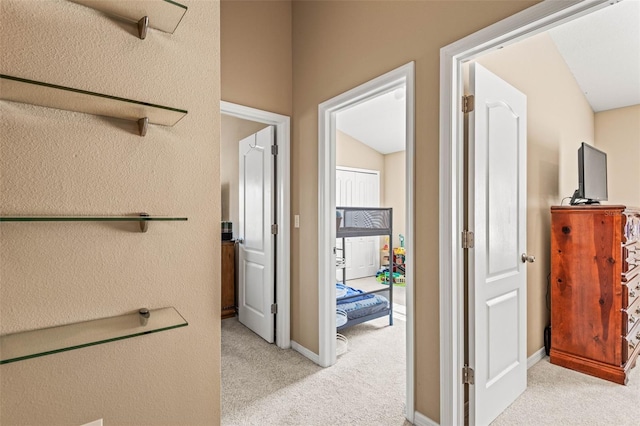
335 206 393 331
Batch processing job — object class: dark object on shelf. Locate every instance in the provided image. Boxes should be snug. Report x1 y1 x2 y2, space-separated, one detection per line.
221 221 233 241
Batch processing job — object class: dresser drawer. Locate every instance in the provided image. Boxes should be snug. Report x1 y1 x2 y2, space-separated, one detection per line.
623 320 640 363
624 212 640 244
623 244 640 274
623 294 640 336
623 274 640 308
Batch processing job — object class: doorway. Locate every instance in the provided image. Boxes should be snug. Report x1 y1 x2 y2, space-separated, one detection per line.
318 62 415 420
220 101 291 349
439 0 620 424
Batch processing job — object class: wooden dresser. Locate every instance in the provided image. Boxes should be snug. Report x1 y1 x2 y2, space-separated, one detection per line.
550 205 640 384
221 240 236 319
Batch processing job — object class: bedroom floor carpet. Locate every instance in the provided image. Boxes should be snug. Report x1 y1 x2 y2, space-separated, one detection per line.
492 356 640 425
221 316 409 426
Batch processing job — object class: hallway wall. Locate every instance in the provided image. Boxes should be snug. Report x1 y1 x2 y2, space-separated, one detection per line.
291 1 539 420
0 0 220 424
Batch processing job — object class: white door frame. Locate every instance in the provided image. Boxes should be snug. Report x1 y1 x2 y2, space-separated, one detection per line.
439 1 612 424
221 100 291 350
318 62 415 422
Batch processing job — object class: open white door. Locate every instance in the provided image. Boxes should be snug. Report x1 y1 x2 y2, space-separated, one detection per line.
468 63 528 426
238 126 275 343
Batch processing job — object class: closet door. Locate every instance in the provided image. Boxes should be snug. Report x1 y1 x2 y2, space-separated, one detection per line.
336 168 380 280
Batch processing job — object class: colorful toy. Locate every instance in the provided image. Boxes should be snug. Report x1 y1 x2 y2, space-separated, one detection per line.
375 267 405 286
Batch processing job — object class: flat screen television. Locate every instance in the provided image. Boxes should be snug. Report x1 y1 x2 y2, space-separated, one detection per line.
570 142 608 205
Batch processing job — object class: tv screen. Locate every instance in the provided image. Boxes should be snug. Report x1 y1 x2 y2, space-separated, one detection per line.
571 142 608 205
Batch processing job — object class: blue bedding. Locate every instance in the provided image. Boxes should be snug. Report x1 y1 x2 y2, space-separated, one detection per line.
336 283 390 320
336 283 374 303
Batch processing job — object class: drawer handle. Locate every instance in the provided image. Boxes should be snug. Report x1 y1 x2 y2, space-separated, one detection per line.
636 307 640 315
631 316 637 324
631 290 637 298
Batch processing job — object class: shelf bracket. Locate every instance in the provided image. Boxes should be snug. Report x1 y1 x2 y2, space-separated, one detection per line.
139 213 149 233
139 308 150 326
138 16 149 40
138 117 149 137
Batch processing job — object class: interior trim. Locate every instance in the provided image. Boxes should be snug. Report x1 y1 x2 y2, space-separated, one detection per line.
527 347 546 369
291 340 320 364
318 61 415 422
413 410 440 426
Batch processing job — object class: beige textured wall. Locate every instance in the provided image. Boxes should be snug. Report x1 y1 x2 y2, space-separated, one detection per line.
0 1 220 425
291 0 538 420
336 130 385 201
476 32 594 357
220 115 269 235
221 0 292 117
595 105 640 207
384 151 406 248
336 130 385 173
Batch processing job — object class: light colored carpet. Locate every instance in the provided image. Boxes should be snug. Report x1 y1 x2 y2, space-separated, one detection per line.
223 314 640 426
221 316 409 426
492 356 640 425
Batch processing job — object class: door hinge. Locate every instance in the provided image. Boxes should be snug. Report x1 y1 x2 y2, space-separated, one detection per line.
463 365 475 385
271 223 278 235
271 145 278 156
463 95 475 113
462 230 474 249
271 303 278 314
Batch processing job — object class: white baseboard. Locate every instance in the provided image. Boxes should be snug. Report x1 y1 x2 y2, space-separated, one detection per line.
527 346 546 369
81 420 103 426
414 411 439 426
291 340 320 365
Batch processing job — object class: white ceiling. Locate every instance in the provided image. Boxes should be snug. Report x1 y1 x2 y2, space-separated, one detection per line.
336 87 406 155
337 0 640 154
548 0 640 113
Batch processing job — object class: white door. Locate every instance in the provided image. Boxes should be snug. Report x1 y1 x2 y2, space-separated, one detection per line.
238 126 275 343
336 168 380 280
468 63 528 426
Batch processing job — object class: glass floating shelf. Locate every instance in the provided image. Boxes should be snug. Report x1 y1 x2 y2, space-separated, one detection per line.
0 307 188 365
0 214 188 233
0 75 188 136
69 0 188 38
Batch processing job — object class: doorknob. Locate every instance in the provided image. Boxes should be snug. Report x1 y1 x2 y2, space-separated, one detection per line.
521 253 536 263
236 238 244 244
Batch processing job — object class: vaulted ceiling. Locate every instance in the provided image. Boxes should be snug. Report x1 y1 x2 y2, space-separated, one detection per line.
337 0 640 154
